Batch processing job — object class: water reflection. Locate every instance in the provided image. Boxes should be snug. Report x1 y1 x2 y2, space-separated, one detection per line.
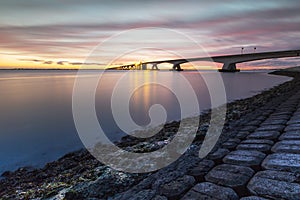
0 70 291 174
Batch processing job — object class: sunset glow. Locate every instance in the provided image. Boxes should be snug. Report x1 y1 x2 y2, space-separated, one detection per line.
0 0 299 69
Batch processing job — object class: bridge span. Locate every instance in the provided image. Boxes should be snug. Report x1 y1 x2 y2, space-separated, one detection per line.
107 49 300 72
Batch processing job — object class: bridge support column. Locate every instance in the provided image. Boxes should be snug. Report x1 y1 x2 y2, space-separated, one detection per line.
152 63 159 70
218 63 240 72
142 63 147 70
130 65 135 70
172 63 183 71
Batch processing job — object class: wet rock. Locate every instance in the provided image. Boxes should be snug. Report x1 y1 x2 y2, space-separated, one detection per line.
188 159 215 182
222 138 241 149
261 119 287 125
279 131 300 140
159 175 195 199
272 111 293 116
240 126 258 132
272 140 300 153
152 195 168 200
241 139 274 145
181 182 239 200
223 150 266 166
205 164 254 188
175 155 201 174
235 131 250 139
199 124 209 131
251 119 265 125
207 148 230 160
256 116 268 121
262 153 300 172
152 171 183 191
71 168 143 199
128 190 156 200
284 124 300 131
287 118 300 124
256 125 285 132
240 196 268 200
64 189 84 200
268 115 290 121
237 144 271 152
250 169 299 182
1 171 13 177
247 170 300 200
247 131 280 140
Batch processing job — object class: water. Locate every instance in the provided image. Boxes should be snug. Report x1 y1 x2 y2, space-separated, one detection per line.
0 70 291 174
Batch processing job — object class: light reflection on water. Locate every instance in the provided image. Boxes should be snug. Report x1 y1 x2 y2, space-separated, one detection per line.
0 70 291 174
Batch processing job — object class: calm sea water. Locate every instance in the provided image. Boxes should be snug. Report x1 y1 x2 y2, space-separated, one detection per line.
0 70 291 174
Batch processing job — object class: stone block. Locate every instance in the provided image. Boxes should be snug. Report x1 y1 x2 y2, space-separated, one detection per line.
207 148 230 160
205 164 254 188
188 159 214 181
159 175 195 199
247 131 280 140
262 153 300 172
256 125 285 132
247 170 300 200
279 131 300 140
272 140 300 153
181 182 239 200
223 150 266 166
237 142 271 152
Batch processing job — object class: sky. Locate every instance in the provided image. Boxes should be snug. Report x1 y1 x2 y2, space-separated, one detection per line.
0 0 299 69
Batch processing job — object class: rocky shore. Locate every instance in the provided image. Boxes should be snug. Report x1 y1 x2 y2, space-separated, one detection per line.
1 69 300 200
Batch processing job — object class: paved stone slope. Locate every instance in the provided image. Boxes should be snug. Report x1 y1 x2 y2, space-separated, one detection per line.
112 77 300 200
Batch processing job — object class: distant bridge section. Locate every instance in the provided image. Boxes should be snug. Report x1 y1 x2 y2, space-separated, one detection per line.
107 50 300 72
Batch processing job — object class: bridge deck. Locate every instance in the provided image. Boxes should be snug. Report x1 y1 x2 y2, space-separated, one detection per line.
107 49 300 71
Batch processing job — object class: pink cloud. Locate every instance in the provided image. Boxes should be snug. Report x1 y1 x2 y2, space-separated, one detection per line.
0 4 299 68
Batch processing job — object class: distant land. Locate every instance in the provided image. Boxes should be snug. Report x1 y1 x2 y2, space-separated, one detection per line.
0 68 80 70
1 66 299 71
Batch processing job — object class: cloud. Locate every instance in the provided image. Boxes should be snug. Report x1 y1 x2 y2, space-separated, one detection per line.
18 58 106 66
19 58 45 62
0 1 299 68
242 57 300 68
43 61 53 64
57 61 65 65
69 62 105 66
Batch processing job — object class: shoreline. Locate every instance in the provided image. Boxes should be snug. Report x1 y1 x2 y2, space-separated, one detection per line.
1 68 300 199
0 68 281 71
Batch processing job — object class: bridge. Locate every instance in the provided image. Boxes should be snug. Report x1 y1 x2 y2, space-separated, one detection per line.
107 49 300 72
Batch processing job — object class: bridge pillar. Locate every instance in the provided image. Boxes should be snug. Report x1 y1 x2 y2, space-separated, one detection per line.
172 63 183 71
152 63 159 70
218 63 240 72
142 63 147 70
